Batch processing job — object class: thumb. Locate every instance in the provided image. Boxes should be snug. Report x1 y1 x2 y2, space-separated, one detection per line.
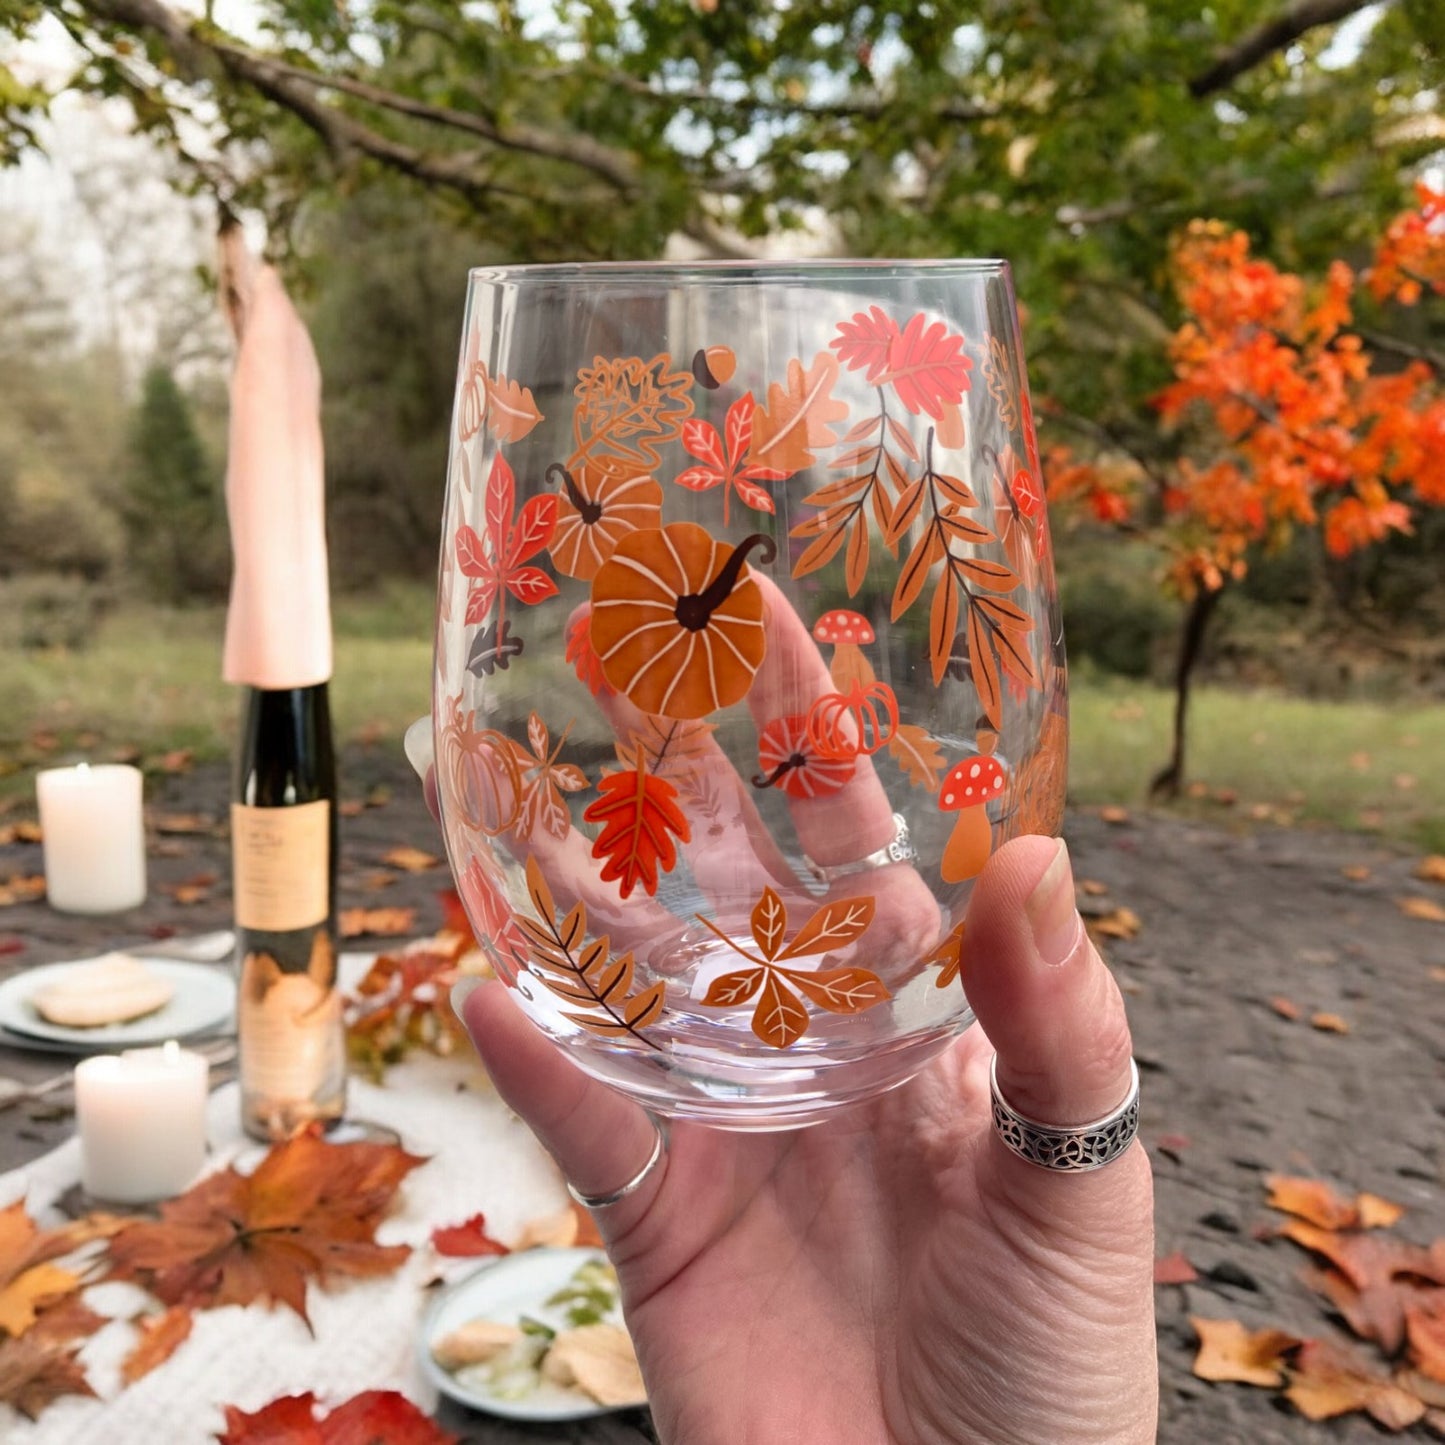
962 835 1137 1134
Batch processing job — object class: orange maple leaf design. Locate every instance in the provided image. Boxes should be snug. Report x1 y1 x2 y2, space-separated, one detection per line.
583 747 691 900
696 886 888 1048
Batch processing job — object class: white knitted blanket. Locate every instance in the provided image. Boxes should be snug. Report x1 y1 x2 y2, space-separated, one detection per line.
0 978 568 1444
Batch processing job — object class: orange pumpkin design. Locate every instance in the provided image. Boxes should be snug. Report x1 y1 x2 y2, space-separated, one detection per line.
547 461 664 581
805 680 900 760
589 522 774 720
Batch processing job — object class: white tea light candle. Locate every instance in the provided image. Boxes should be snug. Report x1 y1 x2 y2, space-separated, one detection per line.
74 1042 209 1203
36 763 147 914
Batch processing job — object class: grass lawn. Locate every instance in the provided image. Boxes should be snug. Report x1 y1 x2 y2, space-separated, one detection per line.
3 588 1441 850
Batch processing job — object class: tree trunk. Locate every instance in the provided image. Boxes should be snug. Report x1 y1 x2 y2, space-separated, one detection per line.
1149 584 1225 800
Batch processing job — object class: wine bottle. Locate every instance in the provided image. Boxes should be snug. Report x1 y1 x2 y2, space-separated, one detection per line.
220 230 345 1141
231 683 345 1139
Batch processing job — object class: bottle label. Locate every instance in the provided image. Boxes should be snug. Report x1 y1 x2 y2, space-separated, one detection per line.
231 800 331 931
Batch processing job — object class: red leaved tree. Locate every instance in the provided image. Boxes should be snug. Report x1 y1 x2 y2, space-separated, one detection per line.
1048 184 1445 795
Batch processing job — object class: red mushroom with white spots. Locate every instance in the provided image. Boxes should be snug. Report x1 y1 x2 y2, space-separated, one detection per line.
939 753 1008 882
812 609 876 689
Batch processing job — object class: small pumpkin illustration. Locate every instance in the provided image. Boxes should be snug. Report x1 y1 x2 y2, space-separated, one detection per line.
548 461 664 581
590 522 774 720
805 680 900 761
752 713 858 800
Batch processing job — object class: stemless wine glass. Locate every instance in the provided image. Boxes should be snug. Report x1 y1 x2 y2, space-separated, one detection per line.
433 261 1067 1129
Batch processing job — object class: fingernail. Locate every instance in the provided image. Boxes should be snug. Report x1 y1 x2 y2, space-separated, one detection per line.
403 715 434 780
450 975 482 1027
1024 838 1082 968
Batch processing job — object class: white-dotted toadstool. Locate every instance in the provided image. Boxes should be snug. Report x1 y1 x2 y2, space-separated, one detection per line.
812 609 877 689
939 753 1008 882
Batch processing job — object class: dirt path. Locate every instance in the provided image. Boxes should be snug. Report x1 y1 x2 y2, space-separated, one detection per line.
3 750 1443 1441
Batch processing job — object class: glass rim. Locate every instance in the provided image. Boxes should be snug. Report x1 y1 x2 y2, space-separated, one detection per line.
467 257 1011 284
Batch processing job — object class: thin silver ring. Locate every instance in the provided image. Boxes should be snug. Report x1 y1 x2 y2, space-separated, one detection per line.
989 1056 1140 1173
566 1118 669 1209
805 811 919 884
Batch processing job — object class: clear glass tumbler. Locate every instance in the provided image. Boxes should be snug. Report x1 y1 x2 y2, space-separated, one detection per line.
433 261 1067 1129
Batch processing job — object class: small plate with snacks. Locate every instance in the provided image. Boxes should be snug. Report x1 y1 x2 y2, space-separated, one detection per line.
0 951 234 1051
419 1247 647 1421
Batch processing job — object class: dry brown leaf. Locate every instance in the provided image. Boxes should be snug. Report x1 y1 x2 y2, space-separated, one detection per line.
381 846 442 873
1099 804 1131 825
1311 1012 1350 1034
1408 1297 1445 1384
121 1305 194 1384
570 1201 605 1249
1399 896 1445 924
1285 1337 1427 1429
1269 996 1302 1020
1267 1177 1405 1234
1154 1251 1200 1285
1431 967 1445 985
0 1201 98 1339
513 1208 579 1252
1341 864 1373 882
0 876 46 908
1358 1194 1409 1230
338 799 366 818
161 872 218 905
1089 906 1141 940
106 1134 424 1323
151 813 216 836
0 822 42 846
1348 750 1372 772
1079 879 1110 897
1415 856 1445 885
0 1330 97 1420
154 749 194 775
339 906 418 939
1190 1316 1298 1387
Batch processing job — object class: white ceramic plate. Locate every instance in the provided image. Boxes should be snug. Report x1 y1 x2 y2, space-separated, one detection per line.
419 1247 645 1422
0 956 234 1051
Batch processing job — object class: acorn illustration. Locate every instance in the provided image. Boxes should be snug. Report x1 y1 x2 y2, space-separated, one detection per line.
691 345 737 389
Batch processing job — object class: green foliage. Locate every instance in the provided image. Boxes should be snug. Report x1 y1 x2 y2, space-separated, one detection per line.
121 365 228 604
1057 538 1179 680
0 574 110 652
300 186 485 585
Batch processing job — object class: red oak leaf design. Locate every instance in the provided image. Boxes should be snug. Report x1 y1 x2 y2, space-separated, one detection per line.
583 747 692 899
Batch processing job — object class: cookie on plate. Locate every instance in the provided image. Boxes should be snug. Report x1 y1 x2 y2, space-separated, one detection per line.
30 952 175 1028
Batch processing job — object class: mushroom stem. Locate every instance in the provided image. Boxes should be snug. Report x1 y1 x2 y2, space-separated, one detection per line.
941 806 993 883
829 643 876 691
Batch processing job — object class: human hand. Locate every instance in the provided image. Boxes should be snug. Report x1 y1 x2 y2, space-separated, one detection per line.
454 833 1156 1444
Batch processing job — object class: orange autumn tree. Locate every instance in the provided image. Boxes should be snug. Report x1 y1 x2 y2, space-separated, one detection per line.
1049 184 1445 795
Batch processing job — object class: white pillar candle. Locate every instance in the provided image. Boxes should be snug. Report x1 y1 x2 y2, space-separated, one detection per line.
74 1041 210 1204
36 763 147 914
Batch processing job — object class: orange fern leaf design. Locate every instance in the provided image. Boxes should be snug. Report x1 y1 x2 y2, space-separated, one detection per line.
515 858 665 1043
583 747 692 899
